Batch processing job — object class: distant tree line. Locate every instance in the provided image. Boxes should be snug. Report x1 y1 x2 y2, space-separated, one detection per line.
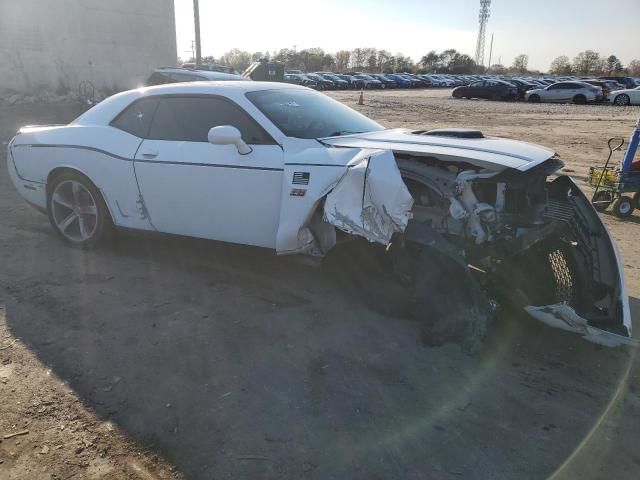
549 51 639 77
182 47 486 74
180 48 639 77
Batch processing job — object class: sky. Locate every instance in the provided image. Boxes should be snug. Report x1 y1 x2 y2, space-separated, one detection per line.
173 0 640 71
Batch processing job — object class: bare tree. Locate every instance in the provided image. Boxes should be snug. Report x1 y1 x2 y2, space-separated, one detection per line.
350 48 366 70
549 56 573 75
573 50 601 76
606 55 623 75
334 50 351 72
511 54 529 74
628 59 640 77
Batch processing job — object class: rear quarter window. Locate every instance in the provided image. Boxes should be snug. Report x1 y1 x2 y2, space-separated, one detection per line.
110 98 159 138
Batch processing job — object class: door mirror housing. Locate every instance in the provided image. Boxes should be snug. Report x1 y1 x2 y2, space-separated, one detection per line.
208 126 252 155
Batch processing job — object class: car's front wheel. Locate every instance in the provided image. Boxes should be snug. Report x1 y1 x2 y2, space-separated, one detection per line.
47 171 112 248
411 248 490 354
614 94 630 106
528 94 541 103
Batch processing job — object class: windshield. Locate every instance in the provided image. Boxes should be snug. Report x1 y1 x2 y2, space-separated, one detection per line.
246 88 384 139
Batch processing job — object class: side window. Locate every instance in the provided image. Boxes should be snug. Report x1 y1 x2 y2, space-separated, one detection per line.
149 96 273 145
110 97 159 138
548 84 561 90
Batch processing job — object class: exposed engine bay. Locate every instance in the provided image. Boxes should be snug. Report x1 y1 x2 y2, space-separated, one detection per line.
391 154 632 346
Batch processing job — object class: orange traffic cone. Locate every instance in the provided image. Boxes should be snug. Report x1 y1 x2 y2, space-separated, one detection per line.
358 89 364 105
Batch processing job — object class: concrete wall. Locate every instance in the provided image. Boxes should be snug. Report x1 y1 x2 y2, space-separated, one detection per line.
0 0 176 96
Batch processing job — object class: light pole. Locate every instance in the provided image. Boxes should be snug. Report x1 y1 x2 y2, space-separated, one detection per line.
193 0 202 65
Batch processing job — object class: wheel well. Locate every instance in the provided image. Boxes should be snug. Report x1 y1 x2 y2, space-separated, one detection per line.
45 167 114 223
46 167 86 191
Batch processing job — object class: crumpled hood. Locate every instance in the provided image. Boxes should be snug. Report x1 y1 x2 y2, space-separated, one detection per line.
321 128 556 172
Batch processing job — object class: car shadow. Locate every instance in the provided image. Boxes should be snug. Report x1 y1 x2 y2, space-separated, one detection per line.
2 230 639 480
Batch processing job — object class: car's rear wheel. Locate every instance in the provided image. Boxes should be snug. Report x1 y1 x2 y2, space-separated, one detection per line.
614 94 630 106
47 171 112 248
573 94 587 105
528 94 541 103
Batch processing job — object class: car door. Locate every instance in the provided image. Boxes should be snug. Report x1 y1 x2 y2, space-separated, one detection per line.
468 81 484 97
544 84 564 102
133 95 284 249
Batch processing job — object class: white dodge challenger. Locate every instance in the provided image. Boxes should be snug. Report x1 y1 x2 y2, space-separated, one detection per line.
6 81 632 348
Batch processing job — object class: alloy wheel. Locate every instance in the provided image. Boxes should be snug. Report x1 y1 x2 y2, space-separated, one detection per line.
50 180 99 242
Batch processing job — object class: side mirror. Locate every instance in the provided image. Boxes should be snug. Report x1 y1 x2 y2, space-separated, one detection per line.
208 126 252 155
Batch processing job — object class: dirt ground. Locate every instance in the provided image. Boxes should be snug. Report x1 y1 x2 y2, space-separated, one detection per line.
0 91 639 480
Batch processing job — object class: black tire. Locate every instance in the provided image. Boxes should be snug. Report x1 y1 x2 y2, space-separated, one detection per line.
634 191 640 209
592 190 613 212
412 249 490 354
46 171 113 249
452 89 463 99
573 94 586 105
528 94 540 103
612 196 635 218
614 94 631 106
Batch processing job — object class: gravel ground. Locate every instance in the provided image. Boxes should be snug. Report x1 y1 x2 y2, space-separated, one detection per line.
0 90 639 480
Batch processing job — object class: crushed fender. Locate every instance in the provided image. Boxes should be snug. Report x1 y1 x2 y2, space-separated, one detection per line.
525 304 638 347
323 149 414 244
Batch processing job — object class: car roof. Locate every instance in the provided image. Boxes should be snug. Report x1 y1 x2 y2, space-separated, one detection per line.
74 82 308 126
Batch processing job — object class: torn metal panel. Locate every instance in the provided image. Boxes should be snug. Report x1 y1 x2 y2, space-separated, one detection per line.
323 149 414 245
525 304 638 347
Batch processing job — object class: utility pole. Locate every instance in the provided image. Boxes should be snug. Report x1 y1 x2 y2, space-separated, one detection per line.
193 0 202 66
487 34 494 72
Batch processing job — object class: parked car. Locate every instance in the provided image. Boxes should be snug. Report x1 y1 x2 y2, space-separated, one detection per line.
285 69 305 75
599 76 638 89
352 74 383 89
608 86 640 106
369 74 398 88
304 73 335 90
508 79 539 99
7 81 631 348
385 74 413 88
402 74 431 88
145 67 246 86
525 81 601 104
181 63 237 74
452 80 517 101
335 74 364 89
284 74 317 89
422 75 446 87
581 80 613 99
315 73 349 89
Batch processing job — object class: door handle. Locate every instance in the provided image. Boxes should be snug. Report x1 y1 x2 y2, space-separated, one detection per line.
141 150 158 159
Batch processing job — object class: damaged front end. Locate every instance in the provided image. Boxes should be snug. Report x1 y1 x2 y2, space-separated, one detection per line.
397 156 633 347
288 144 631 347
